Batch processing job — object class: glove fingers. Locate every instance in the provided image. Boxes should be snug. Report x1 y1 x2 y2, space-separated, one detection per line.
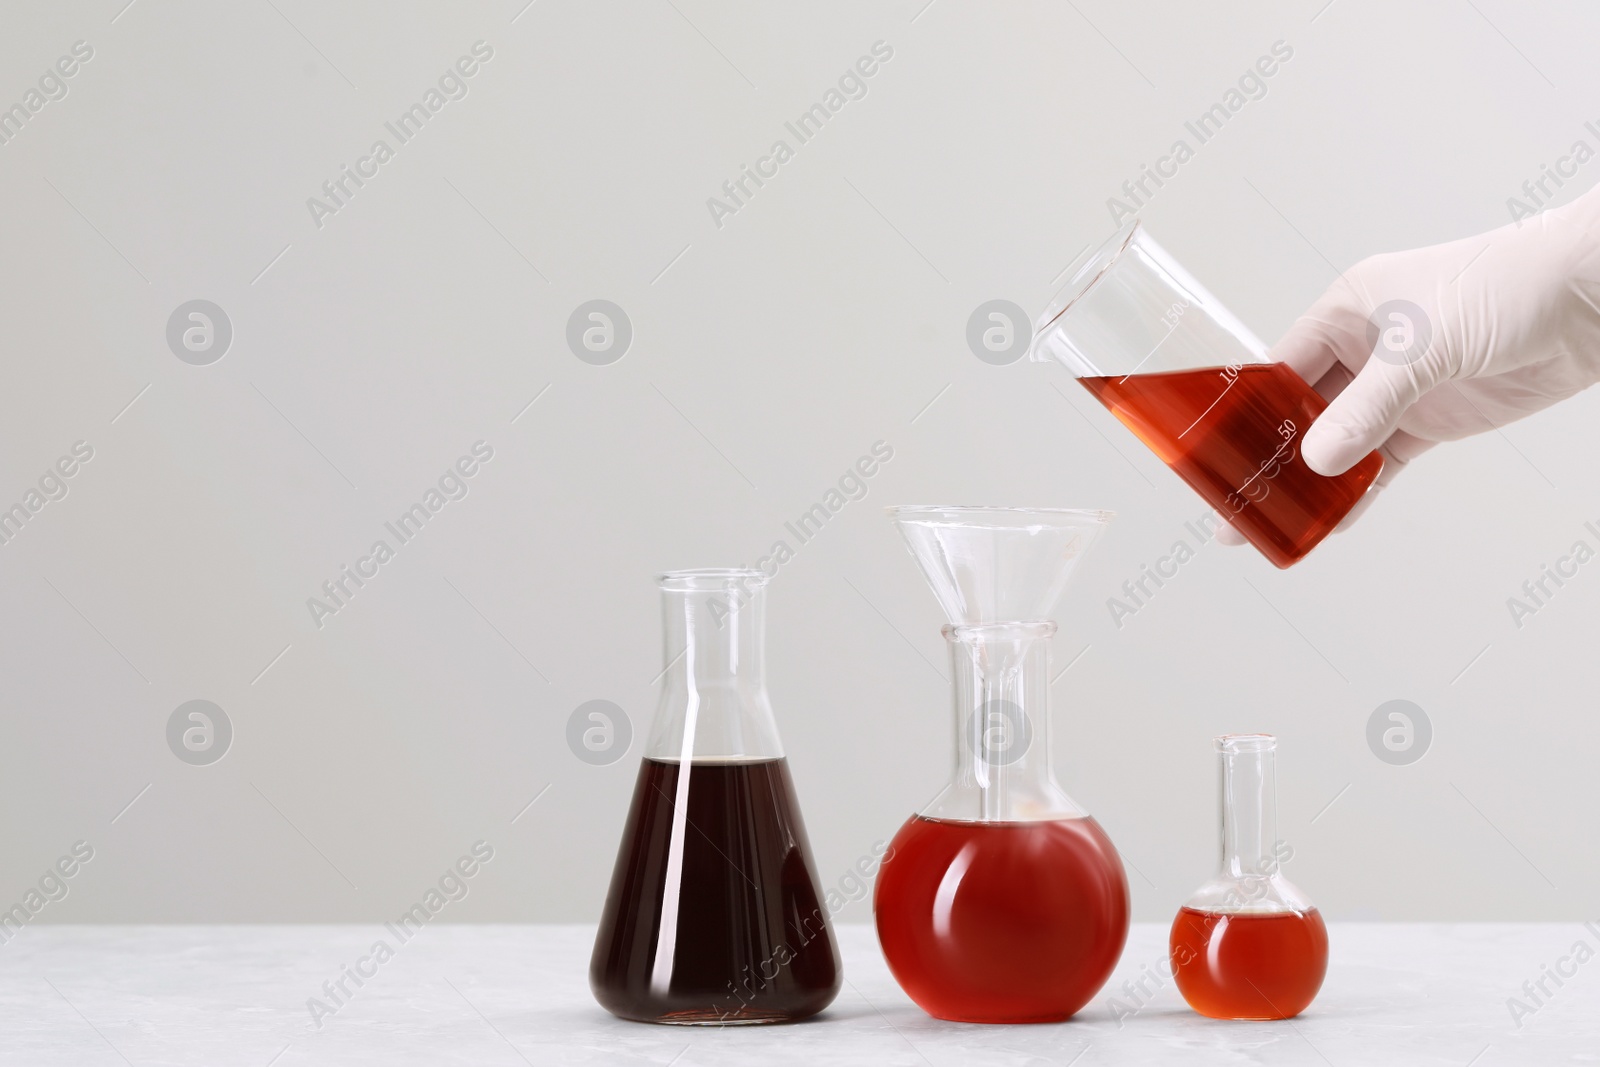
1302 354 1443 476
1374 428 1434 487
1268 274 1415 476
1218 428 1430 547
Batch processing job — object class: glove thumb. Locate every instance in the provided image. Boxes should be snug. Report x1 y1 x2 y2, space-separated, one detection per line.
1272 280 1446 477
1302 344 1443 476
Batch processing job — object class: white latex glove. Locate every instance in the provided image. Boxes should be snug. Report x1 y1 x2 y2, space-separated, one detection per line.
1219 181 1600 544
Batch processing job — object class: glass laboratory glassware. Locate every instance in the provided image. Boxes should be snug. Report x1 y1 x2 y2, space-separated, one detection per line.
1029 221 1383 568
1170 734 1328 1020
590 569 841 1025
873 507 1129 1023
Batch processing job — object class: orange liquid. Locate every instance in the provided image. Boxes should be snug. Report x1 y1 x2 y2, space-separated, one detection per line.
873 815 1129 1023
1169 906 1329 1020
1080 363 1382 568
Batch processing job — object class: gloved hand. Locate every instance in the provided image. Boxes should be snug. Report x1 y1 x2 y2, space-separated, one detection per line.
1220 181 1600 543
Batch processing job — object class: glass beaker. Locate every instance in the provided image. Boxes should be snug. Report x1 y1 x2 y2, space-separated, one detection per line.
873 507 1129 1023
590 569 841 1025
1029 222 1383 568
1170 734 1328 1020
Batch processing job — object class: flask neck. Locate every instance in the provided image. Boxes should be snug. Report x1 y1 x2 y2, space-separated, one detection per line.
666 582 767 692
1218 735 1279 878
646 572 782 761
923 621 1084 823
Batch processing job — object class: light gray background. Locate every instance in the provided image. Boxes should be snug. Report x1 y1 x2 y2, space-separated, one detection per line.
1 0 1596 926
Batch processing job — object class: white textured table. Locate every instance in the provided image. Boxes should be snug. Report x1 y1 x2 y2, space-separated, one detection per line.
0 924 1593 1065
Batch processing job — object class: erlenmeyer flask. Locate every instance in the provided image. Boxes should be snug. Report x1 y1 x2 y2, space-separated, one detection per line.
1170 734 1328 1020
873 507 1129 1023
1029 222 1382 568
590 569 840 1025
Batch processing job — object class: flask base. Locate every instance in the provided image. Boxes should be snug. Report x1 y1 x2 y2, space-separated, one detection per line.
874 814 1129 1024
590 758 841 1026
1170 905 1329 1020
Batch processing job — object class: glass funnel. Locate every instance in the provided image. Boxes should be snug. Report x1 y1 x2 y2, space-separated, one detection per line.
1029 222 1382 568
872 507 1129 1023
1170 734 1328 1020
590 569 840 1025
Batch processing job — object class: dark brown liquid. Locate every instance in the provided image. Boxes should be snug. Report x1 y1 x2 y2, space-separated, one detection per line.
590 758 841 1024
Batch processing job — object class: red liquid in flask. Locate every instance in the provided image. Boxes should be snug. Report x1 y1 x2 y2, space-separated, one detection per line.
590 758 841 1024
1169 906 1329 1020
873 815 1129 1023
1080 363 1382 568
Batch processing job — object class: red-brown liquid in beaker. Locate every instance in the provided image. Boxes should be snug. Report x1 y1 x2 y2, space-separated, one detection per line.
873 815 1129 1023
590 758 841 1024
1169 906 1329 1020
1080 363 1382 568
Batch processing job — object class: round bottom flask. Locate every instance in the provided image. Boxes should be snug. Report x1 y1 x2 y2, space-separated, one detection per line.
876 805 1127 1022
1170 734 1328 1020
874 509 1129 1023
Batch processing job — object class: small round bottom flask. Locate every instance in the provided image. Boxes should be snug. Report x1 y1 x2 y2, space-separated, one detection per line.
1170 734 1328 1021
